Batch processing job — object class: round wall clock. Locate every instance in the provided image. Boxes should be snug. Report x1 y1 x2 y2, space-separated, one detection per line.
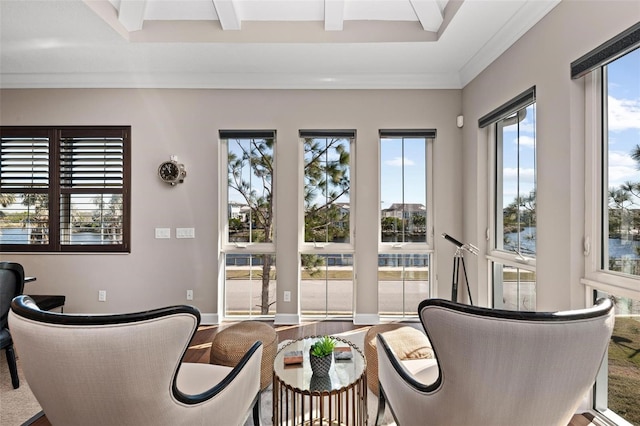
158 159 186 185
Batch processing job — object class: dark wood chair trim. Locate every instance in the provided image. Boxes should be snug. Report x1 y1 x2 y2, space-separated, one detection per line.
377 385 402 426
172 341 263 405
11 295 200 326
12 295 263 411
376 333 441 394
1 262 25 324
1 262 25 389
28 295 66 312
418 297 613 322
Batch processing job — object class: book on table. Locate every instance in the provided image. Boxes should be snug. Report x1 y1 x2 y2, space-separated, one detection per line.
283 350 303 365
334 346 353 360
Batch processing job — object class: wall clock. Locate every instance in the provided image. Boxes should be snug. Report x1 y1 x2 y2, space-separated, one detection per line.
158 157 187 186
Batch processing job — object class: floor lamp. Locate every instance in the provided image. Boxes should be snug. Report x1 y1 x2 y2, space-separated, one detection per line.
442 233 478 305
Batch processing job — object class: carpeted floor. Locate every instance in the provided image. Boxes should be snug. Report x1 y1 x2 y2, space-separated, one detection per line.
1 329 395 426
0 354 42 426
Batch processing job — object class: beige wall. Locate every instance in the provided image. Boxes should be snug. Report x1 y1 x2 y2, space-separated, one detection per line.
461 1 640 310
1 89 463 321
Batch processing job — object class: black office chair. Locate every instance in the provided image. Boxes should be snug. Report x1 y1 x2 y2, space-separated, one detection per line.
0 261 25 389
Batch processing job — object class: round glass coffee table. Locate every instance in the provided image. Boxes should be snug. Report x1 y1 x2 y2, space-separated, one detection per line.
273 336 367 426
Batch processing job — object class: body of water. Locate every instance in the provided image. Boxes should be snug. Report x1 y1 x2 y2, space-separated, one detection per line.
504 228 640 259
0 227 113 244
4 226 640 260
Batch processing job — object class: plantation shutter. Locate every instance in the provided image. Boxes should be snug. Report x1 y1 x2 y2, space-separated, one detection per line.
58 128 127 247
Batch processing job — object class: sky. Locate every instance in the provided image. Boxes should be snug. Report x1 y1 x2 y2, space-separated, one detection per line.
606 47 640 200
380 137 426 210
499 47 640 209
227 48 640 214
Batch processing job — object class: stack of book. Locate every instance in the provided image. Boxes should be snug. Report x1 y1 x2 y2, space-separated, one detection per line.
283 350 303 365
333 346 353 360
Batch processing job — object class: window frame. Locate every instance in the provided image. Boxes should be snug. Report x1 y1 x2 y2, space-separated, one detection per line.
299 130 355 253
220 130 277 318
583 61 640 297
377 130 435 318
482 90 537 311
298 130 355 319
578 24 640 425
0 125 131 253
485 91 537 271
378 130 435 254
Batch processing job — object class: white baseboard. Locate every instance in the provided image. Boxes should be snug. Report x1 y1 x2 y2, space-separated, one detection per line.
274 313 301 325
353 313 380 325
200 313 219 325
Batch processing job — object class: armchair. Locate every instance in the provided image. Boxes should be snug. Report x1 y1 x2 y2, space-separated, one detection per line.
9 295 263 426
376 298 615 426
0 261 25 389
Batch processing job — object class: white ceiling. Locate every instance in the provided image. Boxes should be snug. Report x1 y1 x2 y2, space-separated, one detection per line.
0 0 560 89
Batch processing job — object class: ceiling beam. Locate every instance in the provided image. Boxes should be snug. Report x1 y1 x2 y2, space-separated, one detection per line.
409 0 443 32
324 0 345 31
212 0 241 30
117 0 146 32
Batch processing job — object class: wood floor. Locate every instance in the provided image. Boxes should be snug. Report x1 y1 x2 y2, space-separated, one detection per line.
184 319 416 363
30 320 596 426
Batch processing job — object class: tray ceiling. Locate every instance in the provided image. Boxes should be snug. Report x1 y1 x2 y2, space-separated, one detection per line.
0 0 560 89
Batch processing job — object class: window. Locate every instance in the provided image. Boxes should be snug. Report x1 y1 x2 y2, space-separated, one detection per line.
300 254 353 318
492 263 537 310
379 130 434 316
481 88 537 310
378 253 430 317
593 291 640 425
300 130 354 317
301 131 353 245
578 22 640 425
221 130 276 317
0 126 130 252
601 48 640 278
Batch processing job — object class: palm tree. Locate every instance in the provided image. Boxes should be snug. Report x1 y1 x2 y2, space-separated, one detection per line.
0 193 16 207
609 187 631 238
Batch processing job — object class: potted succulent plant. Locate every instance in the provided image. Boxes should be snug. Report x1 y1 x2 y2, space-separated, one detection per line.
309 336 336 377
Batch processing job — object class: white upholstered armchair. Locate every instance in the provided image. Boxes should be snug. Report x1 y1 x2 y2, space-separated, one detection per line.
376 298 615 426
9 295 263 426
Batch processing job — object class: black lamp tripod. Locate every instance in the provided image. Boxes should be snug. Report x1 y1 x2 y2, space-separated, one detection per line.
442 233 476 305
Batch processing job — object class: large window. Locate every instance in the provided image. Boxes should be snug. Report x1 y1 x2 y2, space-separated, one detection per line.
300 254 353 318
602 48 640 278
221 130 276 317
481 88 537 310
300 130 354 317
578 22 640 425
594 291 640 425
302 131 352 245
378 130 434 316
0 126 130 252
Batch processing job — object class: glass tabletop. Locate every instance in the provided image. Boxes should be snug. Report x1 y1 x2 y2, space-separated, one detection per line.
274 336 366 393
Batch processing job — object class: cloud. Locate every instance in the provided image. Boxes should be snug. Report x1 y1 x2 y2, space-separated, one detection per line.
514 135 535 148
608 150 638 188
385 156 415 167
503 167 535 184
608 95 640 132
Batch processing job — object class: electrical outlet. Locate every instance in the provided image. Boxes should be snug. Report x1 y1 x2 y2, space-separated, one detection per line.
186 290 193 300
98 290 107 302
283 291 291 302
